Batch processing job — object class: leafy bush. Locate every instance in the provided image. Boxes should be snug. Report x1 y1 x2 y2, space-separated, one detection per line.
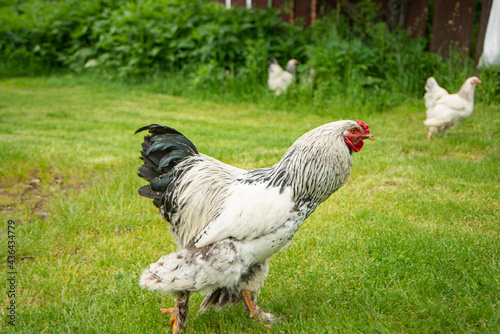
304 11 463 108
1 0 498 108
0 0 304 77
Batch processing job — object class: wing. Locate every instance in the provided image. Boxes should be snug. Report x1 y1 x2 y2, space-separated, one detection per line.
424 77 449 110
435 94 467 111
268 71 293 94
426 93 466 120
424 94 469 127
137 124 295 249
193 181 295 248
277 72 293 90
267 62 285 91
168 156 295 249
165 154 244 247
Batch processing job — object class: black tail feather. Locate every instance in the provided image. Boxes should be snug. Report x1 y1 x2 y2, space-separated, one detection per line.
138 165 158 182
135 124 184 137
138 185 159 199
135 124 197 152
268 58 278 65
200 288 242 312
136 124 198 202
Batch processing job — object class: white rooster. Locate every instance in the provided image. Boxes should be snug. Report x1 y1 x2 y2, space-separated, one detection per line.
267 58 298 95
136 120 374 333
424 76 481 139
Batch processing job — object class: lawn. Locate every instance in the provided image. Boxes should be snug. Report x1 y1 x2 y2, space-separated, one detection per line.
1 76 499 333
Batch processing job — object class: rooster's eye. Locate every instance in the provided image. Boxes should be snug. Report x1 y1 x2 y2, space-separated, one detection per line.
351 129 358 134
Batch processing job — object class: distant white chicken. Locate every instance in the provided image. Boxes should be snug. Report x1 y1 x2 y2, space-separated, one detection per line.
267 59 298 95
424 76 481 139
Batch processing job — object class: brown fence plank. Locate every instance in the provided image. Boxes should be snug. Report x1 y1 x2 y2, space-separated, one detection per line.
272 0 291 22
210 0 485 62
295 0 312 25
430 0 477 58
253 0 269 8
231 0 248 7
405 0 429 38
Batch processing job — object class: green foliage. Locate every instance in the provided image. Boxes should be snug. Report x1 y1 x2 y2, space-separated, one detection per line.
0 0 303 77
1 0 499 108
302 12 487 109
475 67 500 104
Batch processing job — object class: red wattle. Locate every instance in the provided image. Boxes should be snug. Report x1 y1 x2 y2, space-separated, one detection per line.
344 136 364 153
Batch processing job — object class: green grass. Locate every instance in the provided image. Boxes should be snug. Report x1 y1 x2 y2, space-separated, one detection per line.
1 75 499 333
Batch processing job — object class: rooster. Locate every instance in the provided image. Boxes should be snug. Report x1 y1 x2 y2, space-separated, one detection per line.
267 59 298 95
424 76 481 139
136 120 374 333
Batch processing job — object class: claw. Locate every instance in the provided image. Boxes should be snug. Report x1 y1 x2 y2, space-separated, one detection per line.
160 308 174 315
241 290 277 325
160 307 178 330
160 293 190 334
160 307 178 333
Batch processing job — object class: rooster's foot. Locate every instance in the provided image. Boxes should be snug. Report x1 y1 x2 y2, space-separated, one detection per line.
160 292 190 334
241 290 277 326
160 306 181 334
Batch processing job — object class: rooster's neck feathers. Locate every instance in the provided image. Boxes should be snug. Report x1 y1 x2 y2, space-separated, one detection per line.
243 122 353 203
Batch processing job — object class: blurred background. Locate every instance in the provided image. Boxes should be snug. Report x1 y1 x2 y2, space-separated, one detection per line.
1 0 499 112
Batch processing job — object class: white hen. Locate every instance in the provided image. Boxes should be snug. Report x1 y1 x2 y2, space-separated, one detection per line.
424 76 481 139
267 59 298 95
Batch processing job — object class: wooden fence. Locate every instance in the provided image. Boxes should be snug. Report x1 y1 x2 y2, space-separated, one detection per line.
213 0 494 63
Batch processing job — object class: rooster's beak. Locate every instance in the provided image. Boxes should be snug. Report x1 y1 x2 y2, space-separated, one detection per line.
364 134 375 141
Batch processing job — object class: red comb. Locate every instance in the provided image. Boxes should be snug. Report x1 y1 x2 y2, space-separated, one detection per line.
356 120 370 133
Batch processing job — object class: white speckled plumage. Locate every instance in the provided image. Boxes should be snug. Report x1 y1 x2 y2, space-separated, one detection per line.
136 120 372 331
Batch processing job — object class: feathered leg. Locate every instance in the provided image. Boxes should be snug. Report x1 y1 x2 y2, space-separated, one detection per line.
199 262 270 314
241 290 276 323
198 262 276 324
241 290 257 317
427 127 437 139
160 291 190 334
